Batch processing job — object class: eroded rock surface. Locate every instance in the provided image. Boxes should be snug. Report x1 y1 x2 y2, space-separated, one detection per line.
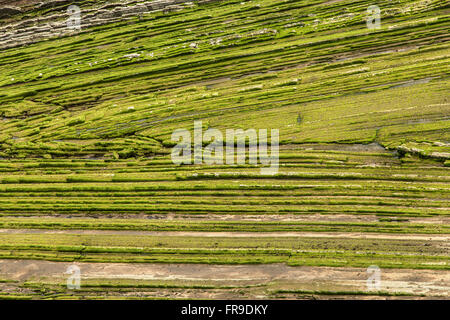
0 0 215 49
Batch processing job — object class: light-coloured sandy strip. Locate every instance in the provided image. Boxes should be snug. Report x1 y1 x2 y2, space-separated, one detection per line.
9 213 449 224
0 228 447 241
0 260 448 297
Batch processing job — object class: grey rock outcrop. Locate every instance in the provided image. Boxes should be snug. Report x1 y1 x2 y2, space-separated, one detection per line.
0 6 22 19
0 0 215 49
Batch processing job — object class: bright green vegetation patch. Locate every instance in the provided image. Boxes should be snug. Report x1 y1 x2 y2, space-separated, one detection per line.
0 0 448 297
0 218 448 234
0 0 448 159
0 1 448 221
22 278 259 292
0 146 447 218
0 233 447 269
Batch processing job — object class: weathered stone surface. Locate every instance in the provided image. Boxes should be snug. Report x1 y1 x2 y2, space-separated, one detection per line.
0 0 218 49
37 0 73 10
0 6 22 19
